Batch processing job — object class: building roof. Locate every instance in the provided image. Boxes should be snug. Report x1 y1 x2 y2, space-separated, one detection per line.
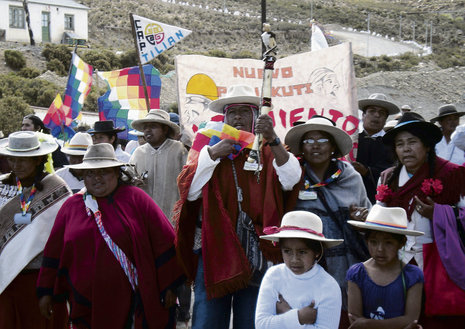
28 0 89 10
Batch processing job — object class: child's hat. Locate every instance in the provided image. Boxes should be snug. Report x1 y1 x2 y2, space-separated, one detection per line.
348 205 424 236
261 211 343 248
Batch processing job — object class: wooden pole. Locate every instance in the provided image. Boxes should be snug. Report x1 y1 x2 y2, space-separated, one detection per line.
130 13 151 112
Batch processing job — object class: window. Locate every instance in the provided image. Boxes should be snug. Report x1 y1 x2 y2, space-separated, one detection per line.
64 14 74 31
9 6 25 29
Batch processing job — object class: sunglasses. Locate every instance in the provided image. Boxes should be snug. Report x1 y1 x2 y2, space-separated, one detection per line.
302 138 330 145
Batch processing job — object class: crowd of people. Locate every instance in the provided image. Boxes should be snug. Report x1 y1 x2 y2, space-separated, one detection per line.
0 85 464 329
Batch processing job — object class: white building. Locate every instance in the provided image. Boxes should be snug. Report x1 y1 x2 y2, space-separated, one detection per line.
0 0 89 44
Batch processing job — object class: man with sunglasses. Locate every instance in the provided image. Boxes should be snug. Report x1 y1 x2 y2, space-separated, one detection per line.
174 85 301 329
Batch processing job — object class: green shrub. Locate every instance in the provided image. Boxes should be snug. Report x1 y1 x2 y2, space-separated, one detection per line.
42 44 72 69
232 50 258 59
4 50 26 70
207 49 228 58
18 67 41 79
118 49 138 68
0 96 33 135
46 59 67 76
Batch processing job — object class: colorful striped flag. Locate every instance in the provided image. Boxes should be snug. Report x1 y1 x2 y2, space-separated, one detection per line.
187 122 255 165
97 64 161 140
62 53 93 123
43 93 76 140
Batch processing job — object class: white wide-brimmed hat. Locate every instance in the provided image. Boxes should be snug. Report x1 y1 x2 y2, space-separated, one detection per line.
130 109 180 138
208 85 260 113
0 131 57 157
359 93 400 115
61 132 93 156
66 143 124 169
260 211 344 248
348 204 424 236
284 115 353 156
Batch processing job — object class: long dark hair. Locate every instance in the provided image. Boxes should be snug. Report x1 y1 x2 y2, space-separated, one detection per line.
24 114 51 134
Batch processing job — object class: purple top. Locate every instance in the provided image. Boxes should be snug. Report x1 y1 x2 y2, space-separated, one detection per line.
346 263 423 320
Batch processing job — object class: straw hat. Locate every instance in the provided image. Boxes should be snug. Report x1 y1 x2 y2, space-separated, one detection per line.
128 129 145 137
66 143 124 169
61 132 93 156
359 93 400 115
260 211 344 248
208 85 260 113
348 204 424 236
430 104 465 123
284 115 353 156
88 120 125 134
130 109 180 138
401 104 412 112
383 119 399 132
383 112 442 146
0 131 57 157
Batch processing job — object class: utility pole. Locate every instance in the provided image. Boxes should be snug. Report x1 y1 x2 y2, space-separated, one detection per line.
412 21 415 42
430 21 433 52
310 0 313 21
366 13 370 57
399 15 402 40
425 23 428 48
261 0 266 54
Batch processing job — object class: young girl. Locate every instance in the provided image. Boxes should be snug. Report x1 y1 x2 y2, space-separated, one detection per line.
255 210 343 329
346 205 424 329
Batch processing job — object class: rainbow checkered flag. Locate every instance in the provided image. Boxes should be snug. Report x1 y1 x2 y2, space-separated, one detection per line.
43 93 76 140
97 65 161 140
62 53 93 124
188 122 255 164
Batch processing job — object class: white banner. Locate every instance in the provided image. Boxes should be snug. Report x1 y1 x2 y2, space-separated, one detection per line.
132 14 192 64
176 43 359 145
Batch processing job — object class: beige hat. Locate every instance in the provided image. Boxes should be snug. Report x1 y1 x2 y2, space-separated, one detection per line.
130 109 180 138
61 132 93 156
348 204 424 236
0 131 57 157
208 85 260 113
383 119 399 132
260 211 344 248
284 115 353 157
66 143 124 169
359 93 400 115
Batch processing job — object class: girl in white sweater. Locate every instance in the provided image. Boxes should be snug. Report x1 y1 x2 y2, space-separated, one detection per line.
255 211 344 329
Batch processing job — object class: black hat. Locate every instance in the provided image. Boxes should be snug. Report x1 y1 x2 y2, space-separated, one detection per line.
430 104 465 123
383 112 442 146
88 120 125 134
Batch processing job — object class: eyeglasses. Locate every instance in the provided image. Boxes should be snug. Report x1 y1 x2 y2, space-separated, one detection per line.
302 138 330 145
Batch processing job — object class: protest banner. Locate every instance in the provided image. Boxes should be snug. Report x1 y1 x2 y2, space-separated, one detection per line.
175 42 359 146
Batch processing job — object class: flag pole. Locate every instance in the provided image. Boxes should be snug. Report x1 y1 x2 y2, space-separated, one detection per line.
130 13 151 112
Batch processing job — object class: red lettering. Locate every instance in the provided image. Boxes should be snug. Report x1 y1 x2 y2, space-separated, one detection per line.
281 67 293 78
217 86 227 97
342 115 360 135
292 84 306 96
257 69 264 79
268 111 276 126
272 87 282 97
305 83 313 94
254 87 260 97
232 66 244 78
272 70 279 79
307 108 323 119
245 67 256 79
329 109 343 123
289 108 304 126
282 86 293 97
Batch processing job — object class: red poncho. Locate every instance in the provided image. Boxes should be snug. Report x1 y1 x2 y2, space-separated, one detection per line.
37 185 185 329
173 147 283 299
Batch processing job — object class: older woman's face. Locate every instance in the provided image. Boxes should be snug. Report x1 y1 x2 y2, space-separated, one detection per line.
301 131 335 166
83 167 119 197
394 131 429 174
7 156 42 180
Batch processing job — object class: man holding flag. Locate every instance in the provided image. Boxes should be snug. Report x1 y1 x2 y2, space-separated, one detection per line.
173 85 301 328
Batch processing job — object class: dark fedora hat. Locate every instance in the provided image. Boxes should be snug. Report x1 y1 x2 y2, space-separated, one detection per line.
383 112 442 146
88 120 125 134
430 104 465 123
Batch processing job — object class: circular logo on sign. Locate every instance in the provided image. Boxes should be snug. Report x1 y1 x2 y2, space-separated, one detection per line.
145 23 164 45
